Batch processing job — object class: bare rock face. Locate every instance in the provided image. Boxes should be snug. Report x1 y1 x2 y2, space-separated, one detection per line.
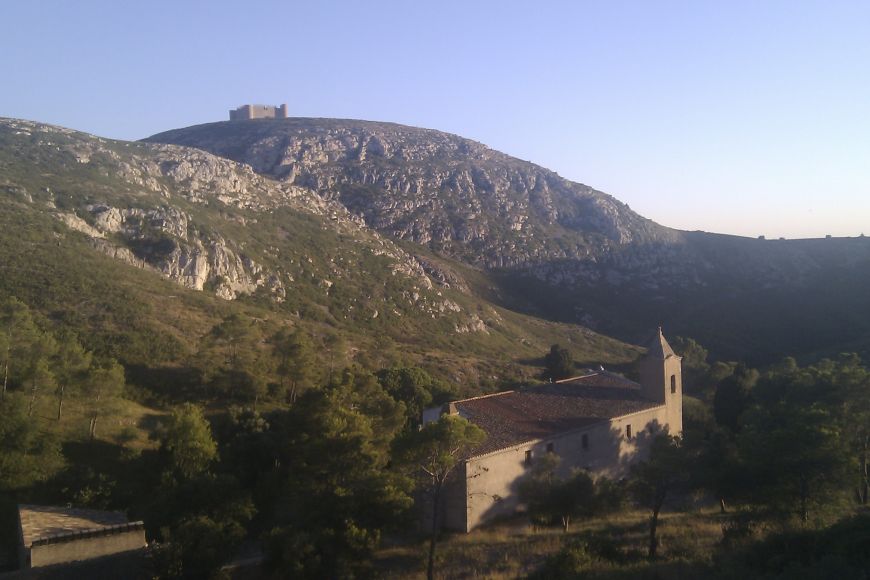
55 203 267 300
149 119 857 303
455 314 489 335
414 256 470 292
56 212 105 239
146 120 681 272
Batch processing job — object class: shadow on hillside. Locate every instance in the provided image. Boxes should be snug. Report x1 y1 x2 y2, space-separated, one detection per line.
61 440 126 473
137 412 165 435
125 364 204 403
22 440 129 508
516 355 547 367
575 360 639 380
514 358 640 382
575 559 712 580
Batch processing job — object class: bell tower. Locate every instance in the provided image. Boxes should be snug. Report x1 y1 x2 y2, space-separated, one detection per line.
638 327 683 435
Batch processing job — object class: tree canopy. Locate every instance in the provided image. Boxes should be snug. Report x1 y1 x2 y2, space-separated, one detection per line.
545 344 574 381
159 403 218 480
394 414 485 580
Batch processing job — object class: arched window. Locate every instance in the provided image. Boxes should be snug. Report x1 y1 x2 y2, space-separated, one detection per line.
670 375 677 394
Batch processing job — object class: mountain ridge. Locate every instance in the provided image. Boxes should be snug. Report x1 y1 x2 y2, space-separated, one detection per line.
145 117 870 362
146 119 678 266
2 114 869 368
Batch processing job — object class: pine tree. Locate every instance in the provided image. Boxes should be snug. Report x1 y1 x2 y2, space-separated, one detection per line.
394 415 485 580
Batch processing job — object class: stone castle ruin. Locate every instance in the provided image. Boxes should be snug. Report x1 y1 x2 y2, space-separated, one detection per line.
229 104 288 120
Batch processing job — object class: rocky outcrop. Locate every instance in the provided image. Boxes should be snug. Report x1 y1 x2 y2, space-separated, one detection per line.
55 203 274 300
413 256 470 292
455 314 489 335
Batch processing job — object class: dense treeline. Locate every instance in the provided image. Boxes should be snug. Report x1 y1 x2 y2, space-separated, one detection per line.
3 298 870 578
530 340 870 578
0 295 468 577
0 297 126 443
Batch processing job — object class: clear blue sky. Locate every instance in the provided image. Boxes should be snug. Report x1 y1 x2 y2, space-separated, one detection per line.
3 0 869 239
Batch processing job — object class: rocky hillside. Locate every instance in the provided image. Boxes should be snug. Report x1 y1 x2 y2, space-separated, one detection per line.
147 119 870 362
0 117 639 387
146 119 679 269
2 115 867 369
2 118 438 305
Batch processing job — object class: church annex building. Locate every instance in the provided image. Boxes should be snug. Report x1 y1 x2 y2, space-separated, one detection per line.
425 329 683 532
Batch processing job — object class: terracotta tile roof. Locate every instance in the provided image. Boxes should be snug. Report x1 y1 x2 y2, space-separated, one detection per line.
456 372 661 457
18 505 141 548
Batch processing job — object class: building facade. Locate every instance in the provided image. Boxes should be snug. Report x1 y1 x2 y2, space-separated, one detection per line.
430 329 682 532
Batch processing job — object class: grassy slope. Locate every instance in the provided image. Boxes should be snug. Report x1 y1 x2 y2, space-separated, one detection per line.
375 504 867 579
375 509 724 579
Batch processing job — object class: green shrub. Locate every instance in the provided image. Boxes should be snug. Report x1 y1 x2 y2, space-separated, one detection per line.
530 542 594 579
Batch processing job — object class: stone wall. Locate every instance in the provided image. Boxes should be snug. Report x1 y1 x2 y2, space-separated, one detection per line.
25 527 146 568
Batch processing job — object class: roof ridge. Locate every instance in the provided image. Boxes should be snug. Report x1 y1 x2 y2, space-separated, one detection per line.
555 371 640 388
554 371 599 383
454 390 515 405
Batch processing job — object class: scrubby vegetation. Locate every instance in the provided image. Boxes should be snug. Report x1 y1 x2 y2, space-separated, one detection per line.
2 305 869 579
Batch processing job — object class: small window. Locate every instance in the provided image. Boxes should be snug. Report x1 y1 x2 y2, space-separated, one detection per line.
626 424 632 439
546 443 554 454
671 375 677 394
524 450 533 465
581 433 589 450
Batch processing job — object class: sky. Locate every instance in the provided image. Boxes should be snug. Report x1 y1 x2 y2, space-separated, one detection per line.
2 0 869 239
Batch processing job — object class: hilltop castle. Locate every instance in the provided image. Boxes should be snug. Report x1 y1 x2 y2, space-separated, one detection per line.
229 104 288 120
